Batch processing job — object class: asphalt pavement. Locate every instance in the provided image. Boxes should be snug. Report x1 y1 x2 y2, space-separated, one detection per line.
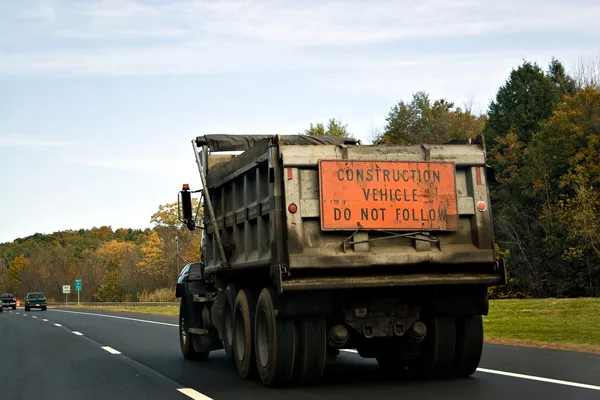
1 307 599 400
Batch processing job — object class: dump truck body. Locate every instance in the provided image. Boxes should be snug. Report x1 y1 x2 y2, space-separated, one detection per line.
176 134 505 387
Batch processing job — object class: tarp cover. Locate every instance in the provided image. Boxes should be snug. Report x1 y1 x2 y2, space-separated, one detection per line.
196 134 357 152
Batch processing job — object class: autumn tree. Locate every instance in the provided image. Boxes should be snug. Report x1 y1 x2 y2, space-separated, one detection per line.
377 91 486 145
6 254 28 293
137 230 168 288
303 118 350 137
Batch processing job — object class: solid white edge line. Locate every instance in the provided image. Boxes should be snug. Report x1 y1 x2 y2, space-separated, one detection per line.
338 350 599 391
72 331 84 336
54 323 62 326
476 368 600 391
101 346 122 355
50 309 178 327
177 388 213 400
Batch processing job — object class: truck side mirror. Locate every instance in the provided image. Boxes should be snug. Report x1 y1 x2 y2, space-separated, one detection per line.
179 184 196 231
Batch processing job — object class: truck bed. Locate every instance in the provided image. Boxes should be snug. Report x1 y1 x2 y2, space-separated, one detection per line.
198 135 504 292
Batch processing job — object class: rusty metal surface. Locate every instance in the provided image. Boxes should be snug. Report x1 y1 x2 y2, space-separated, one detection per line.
281 273 504 291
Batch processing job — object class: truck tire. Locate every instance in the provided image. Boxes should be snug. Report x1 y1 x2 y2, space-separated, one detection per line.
179 300 209 361
410 316 455 378
452 315 483 378
292 317 327 385
233 289 258 379
254 287 296 387
223 284 237 361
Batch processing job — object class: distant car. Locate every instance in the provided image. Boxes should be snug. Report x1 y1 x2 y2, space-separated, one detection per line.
24 292 47 311
0 293 16 310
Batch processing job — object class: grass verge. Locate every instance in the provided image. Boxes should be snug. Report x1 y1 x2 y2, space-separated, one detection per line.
483 297 600 354
53 298 600 354
53 304 179 316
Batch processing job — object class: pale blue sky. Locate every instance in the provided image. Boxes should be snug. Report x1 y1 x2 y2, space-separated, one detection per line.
1 0 599 243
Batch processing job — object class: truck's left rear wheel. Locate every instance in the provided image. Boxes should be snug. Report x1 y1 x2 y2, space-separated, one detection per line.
255 287 296 387
233 289 258 379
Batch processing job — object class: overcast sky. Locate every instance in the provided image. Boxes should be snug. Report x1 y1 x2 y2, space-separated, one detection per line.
1 0 598 243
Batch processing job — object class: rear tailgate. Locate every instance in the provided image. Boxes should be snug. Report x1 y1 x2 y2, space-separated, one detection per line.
280 142 504 290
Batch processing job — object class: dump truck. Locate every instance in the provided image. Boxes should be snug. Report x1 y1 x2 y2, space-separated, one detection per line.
175 134 506 387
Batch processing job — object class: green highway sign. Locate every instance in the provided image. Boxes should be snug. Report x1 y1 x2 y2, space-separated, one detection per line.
75 279 82 292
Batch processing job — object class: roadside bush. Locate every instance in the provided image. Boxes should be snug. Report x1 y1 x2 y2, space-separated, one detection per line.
138 287 177 302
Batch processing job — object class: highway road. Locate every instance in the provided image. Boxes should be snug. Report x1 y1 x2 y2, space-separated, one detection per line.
1 308 599 400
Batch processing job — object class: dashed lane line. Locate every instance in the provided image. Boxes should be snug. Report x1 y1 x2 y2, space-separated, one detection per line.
177 388 213 400
72 331 84 336
101 346 122 355
54 323 62 327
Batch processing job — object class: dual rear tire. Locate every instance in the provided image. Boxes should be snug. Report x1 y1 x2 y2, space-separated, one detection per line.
231 287 327 387
406 314 483 379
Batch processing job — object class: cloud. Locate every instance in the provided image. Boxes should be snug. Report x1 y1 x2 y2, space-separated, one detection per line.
2 0 598 78
0 135 76 148
68 155 190 177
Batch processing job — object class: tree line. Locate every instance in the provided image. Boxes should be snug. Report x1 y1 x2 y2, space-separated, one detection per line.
0 202 202 302
1 57 598 300
306 57 600 298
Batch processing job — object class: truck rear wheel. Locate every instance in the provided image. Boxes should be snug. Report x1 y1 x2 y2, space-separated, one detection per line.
410 316 455 378
452 315 483 378
233 289 258 379
179 301 209 361
292 317 327 385
255 287 296 387
223 284 237 361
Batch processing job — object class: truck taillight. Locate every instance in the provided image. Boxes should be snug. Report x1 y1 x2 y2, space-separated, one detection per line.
477 201 487 212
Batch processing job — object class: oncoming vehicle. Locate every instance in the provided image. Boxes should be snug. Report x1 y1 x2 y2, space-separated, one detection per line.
24 292 47 311
175 134 505 387
0 293 16 310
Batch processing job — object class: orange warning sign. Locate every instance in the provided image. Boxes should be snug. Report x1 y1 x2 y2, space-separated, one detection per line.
318 160 458 231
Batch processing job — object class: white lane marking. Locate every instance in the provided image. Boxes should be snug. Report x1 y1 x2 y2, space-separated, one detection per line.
50 309 178 327
101 346 122 355
15 312 19 314
32 316 38 319
72 331 84 336
177 388 213 400
54 323 62 327
23 314 27 316
477 368 600 391
340 349 599 392
42 319 48 322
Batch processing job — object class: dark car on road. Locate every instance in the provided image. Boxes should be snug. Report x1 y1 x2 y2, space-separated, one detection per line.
24 292 47 311
1 293 16 310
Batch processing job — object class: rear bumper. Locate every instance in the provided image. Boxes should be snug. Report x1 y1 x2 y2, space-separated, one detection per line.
282 271 505 291
281 258 507 292
288 248 496 269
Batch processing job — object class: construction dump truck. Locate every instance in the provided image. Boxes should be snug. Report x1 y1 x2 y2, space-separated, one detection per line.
175 134 506 387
